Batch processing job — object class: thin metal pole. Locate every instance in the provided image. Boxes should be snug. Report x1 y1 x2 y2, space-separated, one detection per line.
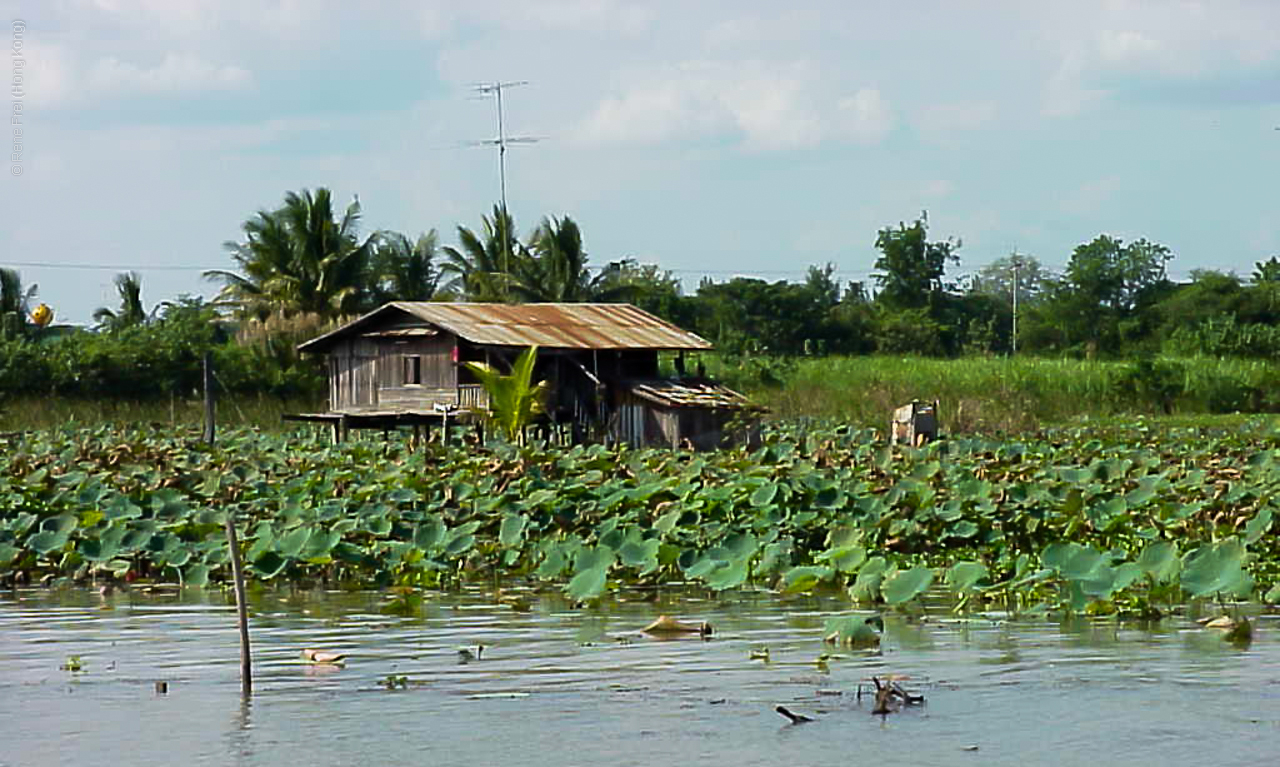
1011 256 1020 355
470 80 536 302
496 85 508 213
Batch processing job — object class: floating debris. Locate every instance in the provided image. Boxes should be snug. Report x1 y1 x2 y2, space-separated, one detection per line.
775 705 815 724
1199 615 1254 645
301 648 347 665
859 676 925 715
642 615 712 636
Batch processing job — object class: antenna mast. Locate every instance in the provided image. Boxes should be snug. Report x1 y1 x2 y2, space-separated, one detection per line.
470 81 539 300
471 80 538 214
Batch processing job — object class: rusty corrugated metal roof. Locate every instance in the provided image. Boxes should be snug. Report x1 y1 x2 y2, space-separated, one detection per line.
624 378 761 410
298 302 713 352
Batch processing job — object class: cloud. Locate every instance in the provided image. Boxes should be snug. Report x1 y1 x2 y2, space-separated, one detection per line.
1060 175 1123 216
914 101 998 136
88 53 252 94
833 89 894 144
1043 3 1280 113
16 42 79 110
1097 29 1160 64
576 61 892 150
921 179 955 199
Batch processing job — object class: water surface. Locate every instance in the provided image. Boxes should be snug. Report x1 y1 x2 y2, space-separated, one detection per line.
1 587 1276 766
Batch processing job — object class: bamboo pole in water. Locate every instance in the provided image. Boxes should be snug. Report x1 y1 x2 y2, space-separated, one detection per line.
224 511 252 697
203 351 216 445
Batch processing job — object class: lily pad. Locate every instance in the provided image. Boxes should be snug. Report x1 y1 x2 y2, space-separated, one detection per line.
883 566 935 605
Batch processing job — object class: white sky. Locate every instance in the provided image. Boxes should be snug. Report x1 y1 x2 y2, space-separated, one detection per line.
3 0 1279 324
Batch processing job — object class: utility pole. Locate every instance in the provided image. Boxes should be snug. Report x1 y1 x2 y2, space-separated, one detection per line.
1010 252 1023 355
471 81 539 299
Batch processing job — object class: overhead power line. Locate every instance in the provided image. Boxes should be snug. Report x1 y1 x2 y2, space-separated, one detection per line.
0 261 221 271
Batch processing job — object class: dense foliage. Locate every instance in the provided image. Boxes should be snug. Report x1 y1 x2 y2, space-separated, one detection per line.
4 189 1280 406
0 298 323 401
2 422 1276 614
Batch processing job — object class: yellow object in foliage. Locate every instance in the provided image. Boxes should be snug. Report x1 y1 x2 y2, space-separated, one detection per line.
30 303 53 327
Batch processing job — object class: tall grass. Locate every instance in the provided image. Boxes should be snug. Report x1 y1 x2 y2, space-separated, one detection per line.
732 355 1280 433
0 393 324 433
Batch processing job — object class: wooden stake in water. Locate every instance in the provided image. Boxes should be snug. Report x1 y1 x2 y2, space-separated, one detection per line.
203 351 216 445
224 512 252 697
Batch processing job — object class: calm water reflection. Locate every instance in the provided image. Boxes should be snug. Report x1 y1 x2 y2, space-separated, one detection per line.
1 586 1276 766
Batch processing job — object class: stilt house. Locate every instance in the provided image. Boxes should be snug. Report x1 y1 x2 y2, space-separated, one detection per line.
293 302 759 449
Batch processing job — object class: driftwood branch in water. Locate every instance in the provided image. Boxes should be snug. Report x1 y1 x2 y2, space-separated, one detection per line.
775 705 815 724
867 676 924 715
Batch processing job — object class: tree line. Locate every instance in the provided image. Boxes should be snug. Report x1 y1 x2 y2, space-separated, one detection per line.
3 186 1280 402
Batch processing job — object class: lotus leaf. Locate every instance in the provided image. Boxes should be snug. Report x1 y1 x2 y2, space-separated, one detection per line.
535 540 574 578
151 489 190 521
6 512 36 536
704 559 750 590
946 520 980 540
499 514 527 547
653 508 682 534
278 527 313 559
413 517 446 550
445 533 476 556
756 539 793 575
360 513 393 537
883 566 935 605
183 563 210 587
1266 582 1280 603
28 529 69 556
566 545 614 600
79 524 127 562
1181 539 1251 598
817 545 867 574
683 549 728 579
251 551 289 579
618 538 660 574
1137 541 1180 582
843 556 887 601
780 565 834 593
1244 507 1272 546
1111 562 1144 591
945 561 989 593
750 483 779 508
823 614 881 646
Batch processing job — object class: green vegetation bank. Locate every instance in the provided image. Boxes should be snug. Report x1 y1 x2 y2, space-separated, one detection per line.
1 420 1276 615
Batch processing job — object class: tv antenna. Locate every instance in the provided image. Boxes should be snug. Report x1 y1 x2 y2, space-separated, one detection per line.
469 80 540 214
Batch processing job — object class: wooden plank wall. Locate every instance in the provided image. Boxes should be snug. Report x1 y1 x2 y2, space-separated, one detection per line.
375 336 457 409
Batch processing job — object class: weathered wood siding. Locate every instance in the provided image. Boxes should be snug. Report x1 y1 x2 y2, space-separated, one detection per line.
375 335 458 409
614 394 680 448
328 338 380 411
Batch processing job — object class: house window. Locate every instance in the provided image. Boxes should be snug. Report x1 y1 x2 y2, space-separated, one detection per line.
404 355 422 385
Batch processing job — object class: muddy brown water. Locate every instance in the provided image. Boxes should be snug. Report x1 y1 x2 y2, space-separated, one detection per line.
1 587 1277 766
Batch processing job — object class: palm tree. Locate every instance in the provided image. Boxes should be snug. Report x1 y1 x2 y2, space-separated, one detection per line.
205 188 377 320
93 271 148 331
370 230 443 303
516 216 633 303
0 267 37 339
441 205 527 302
